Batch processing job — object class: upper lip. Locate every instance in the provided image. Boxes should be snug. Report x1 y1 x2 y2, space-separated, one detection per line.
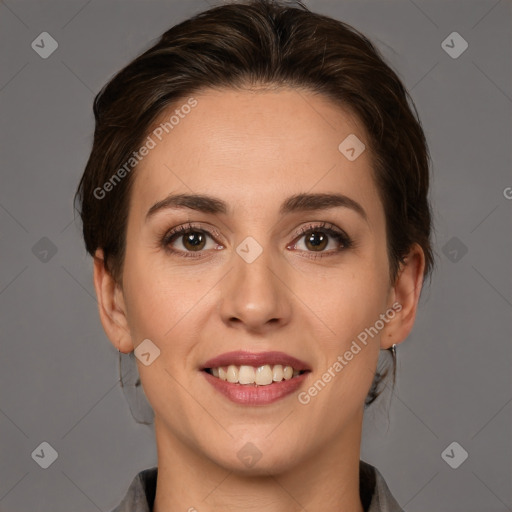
201 351 311 371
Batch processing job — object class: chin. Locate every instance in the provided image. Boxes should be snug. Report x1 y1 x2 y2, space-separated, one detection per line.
226 452 300 477
206 436 306 476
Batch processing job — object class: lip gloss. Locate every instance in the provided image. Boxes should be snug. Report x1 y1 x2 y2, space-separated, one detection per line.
202 370 308 405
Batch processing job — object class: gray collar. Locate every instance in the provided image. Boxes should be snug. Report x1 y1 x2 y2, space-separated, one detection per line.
110 460 404 512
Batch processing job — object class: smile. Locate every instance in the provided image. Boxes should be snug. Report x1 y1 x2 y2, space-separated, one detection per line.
201 350 312 405
204 364 307 386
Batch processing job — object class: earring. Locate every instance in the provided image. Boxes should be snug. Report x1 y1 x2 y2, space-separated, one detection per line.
118 349 154 425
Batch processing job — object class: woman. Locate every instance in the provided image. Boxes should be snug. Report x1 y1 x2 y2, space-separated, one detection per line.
74 1 433 510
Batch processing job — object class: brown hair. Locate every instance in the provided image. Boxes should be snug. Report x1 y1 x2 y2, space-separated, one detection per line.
74 0 434 405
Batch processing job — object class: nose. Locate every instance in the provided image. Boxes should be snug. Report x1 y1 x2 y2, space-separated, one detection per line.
218 245 292 334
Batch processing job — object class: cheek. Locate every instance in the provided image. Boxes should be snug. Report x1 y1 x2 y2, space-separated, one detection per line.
294 262 389 347
121 254 184 342
120 256 207 427
121 236 217 337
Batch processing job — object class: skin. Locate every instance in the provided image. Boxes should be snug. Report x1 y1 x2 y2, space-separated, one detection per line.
93 87 425 512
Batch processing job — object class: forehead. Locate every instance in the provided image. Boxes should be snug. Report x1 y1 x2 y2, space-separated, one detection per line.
132 87 380 218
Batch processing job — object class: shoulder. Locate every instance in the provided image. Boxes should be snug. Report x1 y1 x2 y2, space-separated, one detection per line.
361 460 404 512
108 467 157 512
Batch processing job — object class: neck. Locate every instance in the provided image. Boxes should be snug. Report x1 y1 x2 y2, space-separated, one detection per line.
153 414 365 512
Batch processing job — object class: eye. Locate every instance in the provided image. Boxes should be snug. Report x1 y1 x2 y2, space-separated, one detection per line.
162 224 223 256
290 222 352 255
161 222 352 258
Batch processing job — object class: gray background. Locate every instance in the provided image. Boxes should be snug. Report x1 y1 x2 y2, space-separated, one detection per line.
1 0 511 510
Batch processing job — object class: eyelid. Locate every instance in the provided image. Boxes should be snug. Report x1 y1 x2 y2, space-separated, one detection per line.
293 221 348 238
289 221 353 252
161 222 224 257
162 222 224 244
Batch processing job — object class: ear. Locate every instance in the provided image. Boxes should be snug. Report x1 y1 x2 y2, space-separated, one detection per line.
381 243 426 349
93 249 134 353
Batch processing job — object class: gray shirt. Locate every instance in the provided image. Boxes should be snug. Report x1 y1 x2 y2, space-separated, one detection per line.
110 460 404 512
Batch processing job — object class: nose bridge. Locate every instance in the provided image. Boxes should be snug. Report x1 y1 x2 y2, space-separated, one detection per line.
219 239 290 330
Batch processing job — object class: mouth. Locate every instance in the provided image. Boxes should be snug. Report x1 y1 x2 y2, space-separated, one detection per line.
201 351 311 405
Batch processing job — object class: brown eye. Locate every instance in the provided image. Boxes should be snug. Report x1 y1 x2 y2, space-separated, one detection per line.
182 231 206 251
290 223 353 256
162 225 222 256
304 231 328 251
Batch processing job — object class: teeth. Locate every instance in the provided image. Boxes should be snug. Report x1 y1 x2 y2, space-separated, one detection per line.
209 364 302 385
238 365 255 384
272 364 284 382
226 364 238 383
255 365 273 385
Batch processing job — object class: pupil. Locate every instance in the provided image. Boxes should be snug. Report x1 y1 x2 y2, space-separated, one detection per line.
307 232 327 251
185 232 205 250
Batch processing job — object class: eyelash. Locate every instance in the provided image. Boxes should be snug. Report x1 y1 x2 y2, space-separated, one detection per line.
161 221 353 259
292 222 353 259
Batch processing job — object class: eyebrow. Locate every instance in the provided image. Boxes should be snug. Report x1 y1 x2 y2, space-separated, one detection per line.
145 192 367 222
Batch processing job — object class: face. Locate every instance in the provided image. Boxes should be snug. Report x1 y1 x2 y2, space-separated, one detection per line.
102 87 411 474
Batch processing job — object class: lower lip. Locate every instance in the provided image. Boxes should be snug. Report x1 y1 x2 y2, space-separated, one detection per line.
202 370 308 405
